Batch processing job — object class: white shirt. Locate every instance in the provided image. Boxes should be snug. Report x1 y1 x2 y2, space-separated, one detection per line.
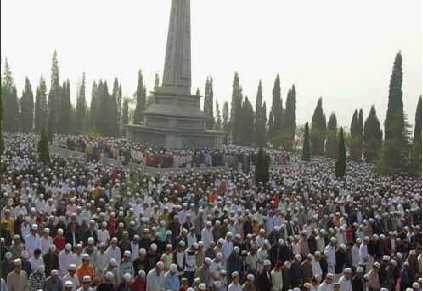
41 236 53 255
318 282 334 291
62 274 80 291
146 269 165 291
25 233 42 258
59 250 76 278
339 276 352 291
228 282 242 291
312 259 323 278
97 229 110 244
359 244 368 265
106 246 121 266
201 228 214 249
352 245 360 268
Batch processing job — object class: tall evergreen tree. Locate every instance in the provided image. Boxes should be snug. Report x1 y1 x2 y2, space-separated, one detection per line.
385 52 403 140
34 76 48 133
215 101 222 130
111 78 120 135
2 59 20 132
335 128 347 178
90 81 99 130
281 85 297 150
239 96 255 146
363 106 383 162
230 72 243 144
117 85 122 125
302 122 311 162
310 98 326 156
410 96 422 174
48 50 61 133
269 74 284 136
259 102 267 147
325 112 338 159
255 148 270 185
255 80 263 142
20 77 34 133
75 72 87 133
379 52 410 173
122 98 129 125
58 80 71 134
0 81 3 153
349 109 363 160
38 129 50 163
222 101 230 134
134 70 146 124
204 77 215 129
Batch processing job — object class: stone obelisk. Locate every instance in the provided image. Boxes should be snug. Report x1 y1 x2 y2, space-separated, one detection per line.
125 0 225 149
162 0 191 95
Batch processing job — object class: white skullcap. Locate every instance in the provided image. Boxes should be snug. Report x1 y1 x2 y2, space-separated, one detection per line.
247 274 255 281
110 258 117 266
105 272 115 280
64 281 74 288
170 264 177 272
65 244 72 251
51 269 59 276
123 273 132 282
199 284 207 291
82 276 91 283
232 271 239 278
205 257 212 265
156 261 164 269
264 260 271 266
138 270 146 278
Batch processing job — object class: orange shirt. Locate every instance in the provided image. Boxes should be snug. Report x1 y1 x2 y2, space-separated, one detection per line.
209 191 217 203
76 264 95 283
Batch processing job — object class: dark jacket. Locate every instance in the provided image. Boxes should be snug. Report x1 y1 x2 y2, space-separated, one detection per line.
289 262 303 287
257 269 272 291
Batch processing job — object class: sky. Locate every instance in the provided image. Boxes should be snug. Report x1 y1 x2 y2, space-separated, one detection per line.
1 0 422 128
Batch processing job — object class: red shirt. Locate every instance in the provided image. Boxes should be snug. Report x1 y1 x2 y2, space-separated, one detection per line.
53 236 66 252
131 277 146 291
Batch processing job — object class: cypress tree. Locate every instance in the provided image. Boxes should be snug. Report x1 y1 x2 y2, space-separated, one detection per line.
34 77 48 133
270 74 284 136
20 77 34 133
134 70 146 124
310 98 327 156
363 106 383 162
325 112 338 159
410 96 422 174
204 77 215 129
260 102 267 147
349 109 361 160
2 60 20 132
335 128 347 178
239 96 255 146
0 82 3 153
111 78 120 135
230 73 243 144
90 81 99 130
58 80 71 134
222 101 229 132
75 73 87 133
122 98 129 125
48 50 61 133
255 148 270 185
379 52 410 173
38 129 50 163
302 122 311 162
255 80 263 143
385 52 403 140
215 101 222 130
282 85 297 151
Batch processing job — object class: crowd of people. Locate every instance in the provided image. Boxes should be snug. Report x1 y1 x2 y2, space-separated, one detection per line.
0 133 421 291
53 135 289 169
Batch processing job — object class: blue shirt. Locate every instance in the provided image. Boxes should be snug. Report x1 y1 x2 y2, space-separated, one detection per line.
164 272 180 291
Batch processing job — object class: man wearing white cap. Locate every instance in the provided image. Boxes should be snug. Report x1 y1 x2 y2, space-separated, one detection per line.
120 251 134 280
44 269 63 291
195 257 212 289
76 276 93 291
146 262 165 291
62 264 80 291
64 280 75 291
325 238 337 275
201 221 214 250
94 243 109 277
318 273 334 291
25 225 42 258
106 238 121 266
338 268 352 291
59 244 76 278
7 259 28 291
258 260 272 291
228 271 242 291
242 274 255 291
164 264 179 291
